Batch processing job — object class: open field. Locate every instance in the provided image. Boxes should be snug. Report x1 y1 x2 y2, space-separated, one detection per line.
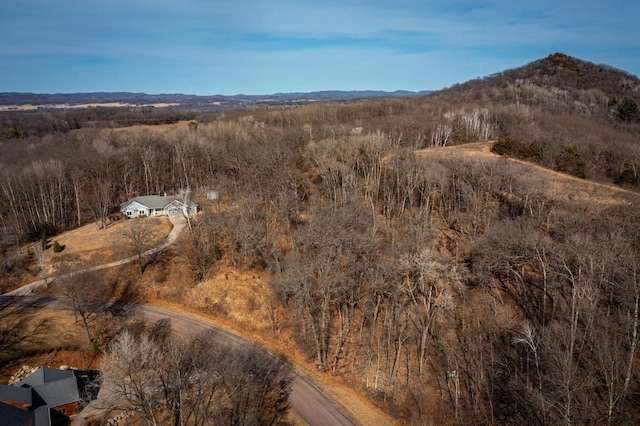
418 141 639 206
0 102 180 112
0 217 173 293
111 120 193 132
46 217 172 266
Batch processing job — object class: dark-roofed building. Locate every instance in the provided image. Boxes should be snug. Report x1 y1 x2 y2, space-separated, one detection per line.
0 401 35 426
0 384 32 410
120 194 198 218
0 367 100 426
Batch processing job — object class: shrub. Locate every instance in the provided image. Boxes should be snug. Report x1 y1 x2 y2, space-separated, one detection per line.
613 167 638 185
491 137 516 156
517 141 542 161
556 147 586 178
617 97 639 122
52 240 65 253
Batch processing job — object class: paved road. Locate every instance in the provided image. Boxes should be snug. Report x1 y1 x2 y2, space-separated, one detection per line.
135 304 355 426
0 296 355 426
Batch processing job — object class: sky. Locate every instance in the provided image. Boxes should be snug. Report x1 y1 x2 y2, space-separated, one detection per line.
1 0 639 95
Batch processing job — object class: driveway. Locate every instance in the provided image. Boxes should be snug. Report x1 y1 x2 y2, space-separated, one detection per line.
5 216 186 296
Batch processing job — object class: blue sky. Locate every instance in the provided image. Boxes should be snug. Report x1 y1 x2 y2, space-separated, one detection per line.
1 0 638 95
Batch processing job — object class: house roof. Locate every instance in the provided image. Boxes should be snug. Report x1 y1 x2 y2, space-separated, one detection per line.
0 367 100 426
121 195 180 211
15 368 80 410
164 199 188 210
17 367 74 388
32 376 80 408
120 195 198 213
0 401 35 426
0 383 32 406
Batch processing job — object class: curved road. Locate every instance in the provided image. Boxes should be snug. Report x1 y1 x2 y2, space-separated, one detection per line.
133 304 354 425
2 275 356 423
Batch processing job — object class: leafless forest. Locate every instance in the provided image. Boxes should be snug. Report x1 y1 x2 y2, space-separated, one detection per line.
2 53 640 424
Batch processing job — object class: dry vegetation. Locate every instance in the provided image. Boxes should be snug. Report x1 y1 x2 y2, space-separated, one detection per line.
421 141 636 205
2 53 640 425
49 217 171 261
0 217 172 293
111 119 192 133
0 309 94 382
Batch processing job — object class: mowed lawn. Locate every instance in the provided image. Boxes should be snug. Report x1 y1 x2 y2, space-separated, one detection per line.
46 217 173 270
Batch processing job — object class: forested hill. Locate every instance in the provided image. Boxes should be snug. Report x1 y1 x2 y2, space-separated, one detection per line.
505 53 640 94
447 52 640 95
423 52 640 186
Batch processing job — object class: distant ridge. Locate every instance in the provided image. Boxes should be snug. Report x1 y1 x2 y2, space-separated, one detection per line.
0 90 432 110
6 53 638 111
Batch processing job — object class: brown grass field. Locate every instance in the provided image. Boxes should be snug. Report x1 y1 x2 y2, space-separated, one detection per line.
3 217 172 293
46 217 172 273
111 120 192 133
0 309 94 383
418 141 639 206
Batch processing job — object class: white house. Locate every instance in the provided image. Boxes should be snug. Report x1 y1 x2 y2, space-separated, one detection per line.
120 195 198 218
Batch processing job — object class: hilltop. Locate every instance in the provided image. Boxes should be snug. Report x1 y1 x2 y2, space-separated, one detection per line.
448 52 640 95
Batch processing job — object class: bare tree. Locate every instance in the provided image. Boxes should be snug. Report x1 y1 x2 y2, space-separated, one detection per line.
431 113 454 147
182 223 220 282
86 178 113 230
513 321 547 421
101 327 292 426
402 249 460 376
272 200 380 371
121 218 158 274
58 268 114 345
33 243 48 285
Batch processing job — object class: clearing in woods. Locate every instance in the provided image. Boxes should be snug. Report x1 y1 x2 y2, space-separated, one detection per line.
417 141 639 205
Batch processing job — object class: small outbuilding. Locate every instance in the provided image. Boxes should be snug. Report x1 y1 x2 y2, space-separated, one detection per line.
206 190 220 200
